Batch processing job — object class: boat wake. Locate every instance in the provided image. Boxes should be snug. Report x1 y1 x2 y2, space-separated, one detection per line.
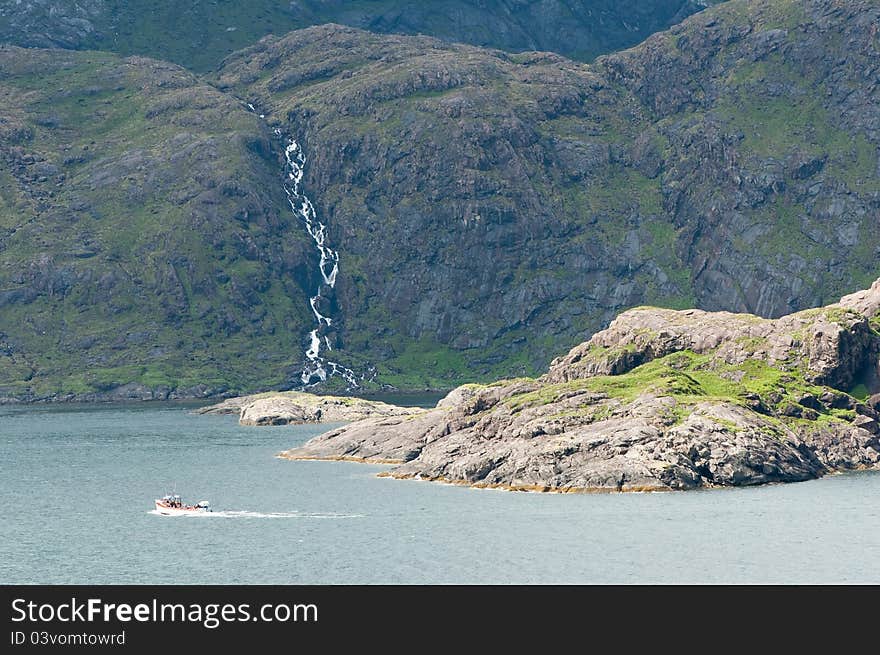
148 509 364 519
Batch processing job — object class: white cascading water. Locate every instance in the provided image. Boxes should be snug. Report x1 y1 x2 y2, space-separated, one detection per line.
245 103 363 389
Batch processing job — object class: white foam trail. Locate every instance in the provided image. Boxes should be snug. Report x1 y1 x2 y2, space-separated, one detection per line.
148 509 364 519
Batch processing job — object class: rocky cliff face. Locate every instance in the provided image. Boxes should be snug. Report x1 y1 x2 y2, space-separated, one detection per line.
281 278 880 492
0 1 718 71
217 0 879 389
599 0 880 317
217 27 657 386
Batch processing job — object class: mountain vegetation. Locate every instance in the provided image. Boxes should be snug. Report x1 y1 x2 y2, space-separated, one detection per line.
0 0 877 399
0 1 718 71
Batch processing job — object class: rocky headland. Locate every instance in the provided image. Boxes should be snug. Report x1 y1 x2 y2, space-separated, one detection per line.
198 391 420 426
280 278 880 492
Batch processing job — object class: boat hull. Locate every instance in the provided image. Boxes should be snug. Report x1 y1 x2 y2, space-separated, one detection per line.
154 500 211 516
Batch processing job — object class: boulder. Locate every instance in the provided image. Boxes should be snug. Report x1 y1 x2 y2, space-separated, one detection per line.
199 391 421 425
240 397 322 426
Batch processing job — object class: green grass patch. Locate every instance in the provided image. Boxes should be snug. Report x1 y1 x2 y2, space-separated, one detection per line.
849 384 870 401
503 349 858 428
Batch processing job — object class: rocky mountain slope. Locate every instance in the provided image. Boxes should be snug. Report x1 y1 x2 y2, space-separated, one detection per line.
281 278 880 492
0 0 877 399
0 47 316 400
0 1 718 71
217 0 879 389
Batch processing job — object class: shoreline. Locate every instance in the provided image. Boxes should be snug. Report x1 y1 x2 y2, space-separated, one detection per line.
379 471 673 494
278 453 405 465
279 453 880 494
276 452 675 493
0 388 453 407
0 398 218 410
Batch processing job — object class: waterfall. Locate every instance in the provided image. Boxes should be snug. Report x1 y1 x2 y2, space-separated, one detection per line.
245 103 365 389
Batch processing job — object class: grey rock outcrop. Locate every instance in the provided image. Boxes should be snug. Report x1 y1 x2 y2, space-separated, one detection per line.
280 278 880 492
198 391 420 426
544 303 878 392
839 278 880 319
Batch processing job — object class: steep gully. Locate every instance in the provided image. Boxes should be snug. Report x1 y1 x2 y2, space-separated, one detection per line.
245 103 368 389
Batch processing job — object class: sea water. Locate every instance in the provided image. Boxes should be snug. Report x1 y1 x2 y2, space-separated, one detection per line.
2 402 879 584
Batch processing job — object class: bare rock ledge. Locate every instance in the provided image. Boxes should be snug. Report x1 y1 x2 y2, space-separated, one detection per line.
197 391 420 425
280 278 880 492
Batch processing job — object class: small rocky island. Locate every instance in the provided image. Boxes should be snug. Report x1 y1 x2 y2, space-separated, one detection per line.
198 391 420 425
280 278 880 492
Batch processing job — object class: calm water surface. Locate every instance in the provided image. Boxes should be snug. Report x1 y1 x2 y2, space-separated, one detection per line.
2 402 879 584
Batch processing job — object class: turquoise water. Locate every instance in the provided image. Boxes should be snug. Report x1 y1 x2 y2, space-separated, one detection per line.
2 402 880 584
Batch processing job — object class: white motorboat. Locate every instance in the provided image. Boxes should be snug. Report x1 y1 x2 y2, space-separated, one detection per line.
154 494 212 516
